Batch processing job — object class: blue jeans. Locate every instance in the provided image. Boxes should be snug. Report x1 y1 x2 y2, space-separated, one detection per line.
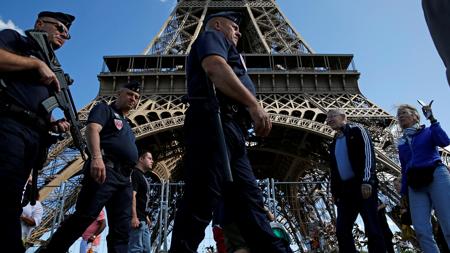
409 165 450 253
128 221 151 253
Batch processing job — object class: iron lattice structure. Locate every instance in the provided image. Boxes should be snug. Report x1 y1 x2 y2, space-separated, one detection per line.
30 0 450 251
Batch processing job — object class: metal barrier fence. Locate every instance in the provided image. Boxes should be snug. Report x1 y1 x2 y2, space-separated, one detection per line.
148 180 338 253
33 178 418 253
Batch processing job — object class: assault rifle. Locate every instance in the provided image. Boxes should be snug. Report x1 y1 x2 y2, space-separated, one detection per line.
26 29 86 160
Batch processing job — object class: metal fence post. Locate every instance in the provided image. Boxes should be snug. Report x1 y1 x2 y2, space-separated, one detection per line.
50 181 66 237
162 181 170 252
157 181 166 252
270 178 276 215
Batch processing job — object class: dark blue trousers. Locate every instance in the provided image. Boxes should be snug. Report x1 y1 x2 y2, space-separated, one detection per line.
0 117 42 253
335 182 387 253
169 108 291 253
43 161 132 253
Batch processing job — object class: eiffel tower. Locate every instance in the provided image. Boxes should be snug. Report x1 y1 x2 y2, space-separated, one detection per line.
29 0 450 250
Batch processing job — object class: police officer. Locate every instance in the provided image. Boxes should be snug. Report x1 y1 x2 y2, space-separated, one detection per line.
169 11 292 253
0 11 74 253
422 0 450 86
41 82 141 253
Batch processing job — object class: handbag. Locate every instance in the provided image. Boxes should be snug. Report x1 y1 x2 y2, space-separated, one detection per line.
406 165 437 189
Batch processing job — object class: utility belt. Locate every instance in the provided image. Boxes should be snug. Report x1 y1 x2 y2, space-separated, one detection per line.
221 103 256 140
101 152 135 174
0 95 49 133
188 98 255 138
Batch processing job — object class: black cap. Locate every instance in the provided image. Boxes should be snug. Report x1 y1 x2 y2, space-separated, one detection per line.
38 11 75 29
205 11 242 25
123 81 141 93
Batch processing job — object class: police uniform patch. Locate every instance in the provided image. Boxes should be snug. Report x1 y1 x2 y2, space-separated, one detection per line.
113 112 124 130
114 119 123 130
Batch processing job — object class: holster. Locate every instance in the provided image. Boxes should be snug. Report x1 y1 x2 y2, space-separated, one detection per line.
102 153 135 176
220 103 255 140
187 97 255 140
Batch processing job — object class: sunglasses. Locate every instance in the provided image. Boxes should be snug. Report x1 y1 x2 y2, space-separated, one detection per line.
41 20 71 40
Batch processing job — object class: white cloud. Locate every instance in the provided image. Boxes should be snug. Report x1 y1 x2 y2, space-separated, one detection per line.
0 17 25 35
160 0 176 4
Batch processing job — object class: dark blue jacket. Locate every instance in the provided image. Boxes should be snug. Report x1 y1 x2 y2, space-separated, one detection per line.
398 122 450 195
329 123 378 199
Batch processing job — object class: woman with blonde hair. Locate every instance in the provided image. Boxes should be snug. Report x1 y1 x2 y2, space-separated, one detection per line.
396 103 450 252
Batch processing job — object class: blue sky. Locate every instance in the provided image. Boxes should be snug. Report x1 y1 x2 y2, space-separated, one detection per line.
1 0 449 131
1 1 447 251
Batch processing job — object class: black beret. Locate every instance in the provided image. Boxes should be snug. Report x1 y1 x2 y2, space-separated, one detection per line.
205 11 242 25
38 11 75 29
123 81 141 93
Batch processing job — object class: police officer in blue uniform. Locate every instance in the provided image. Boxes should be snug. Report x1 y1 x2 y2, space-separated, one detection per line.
169 11 293 253
0 11 74 253
422 0 450 86
41 82 141 253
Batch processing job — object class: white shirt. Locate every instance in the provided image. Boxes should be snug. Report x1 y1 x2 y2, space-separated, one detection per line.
21 201 43 239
